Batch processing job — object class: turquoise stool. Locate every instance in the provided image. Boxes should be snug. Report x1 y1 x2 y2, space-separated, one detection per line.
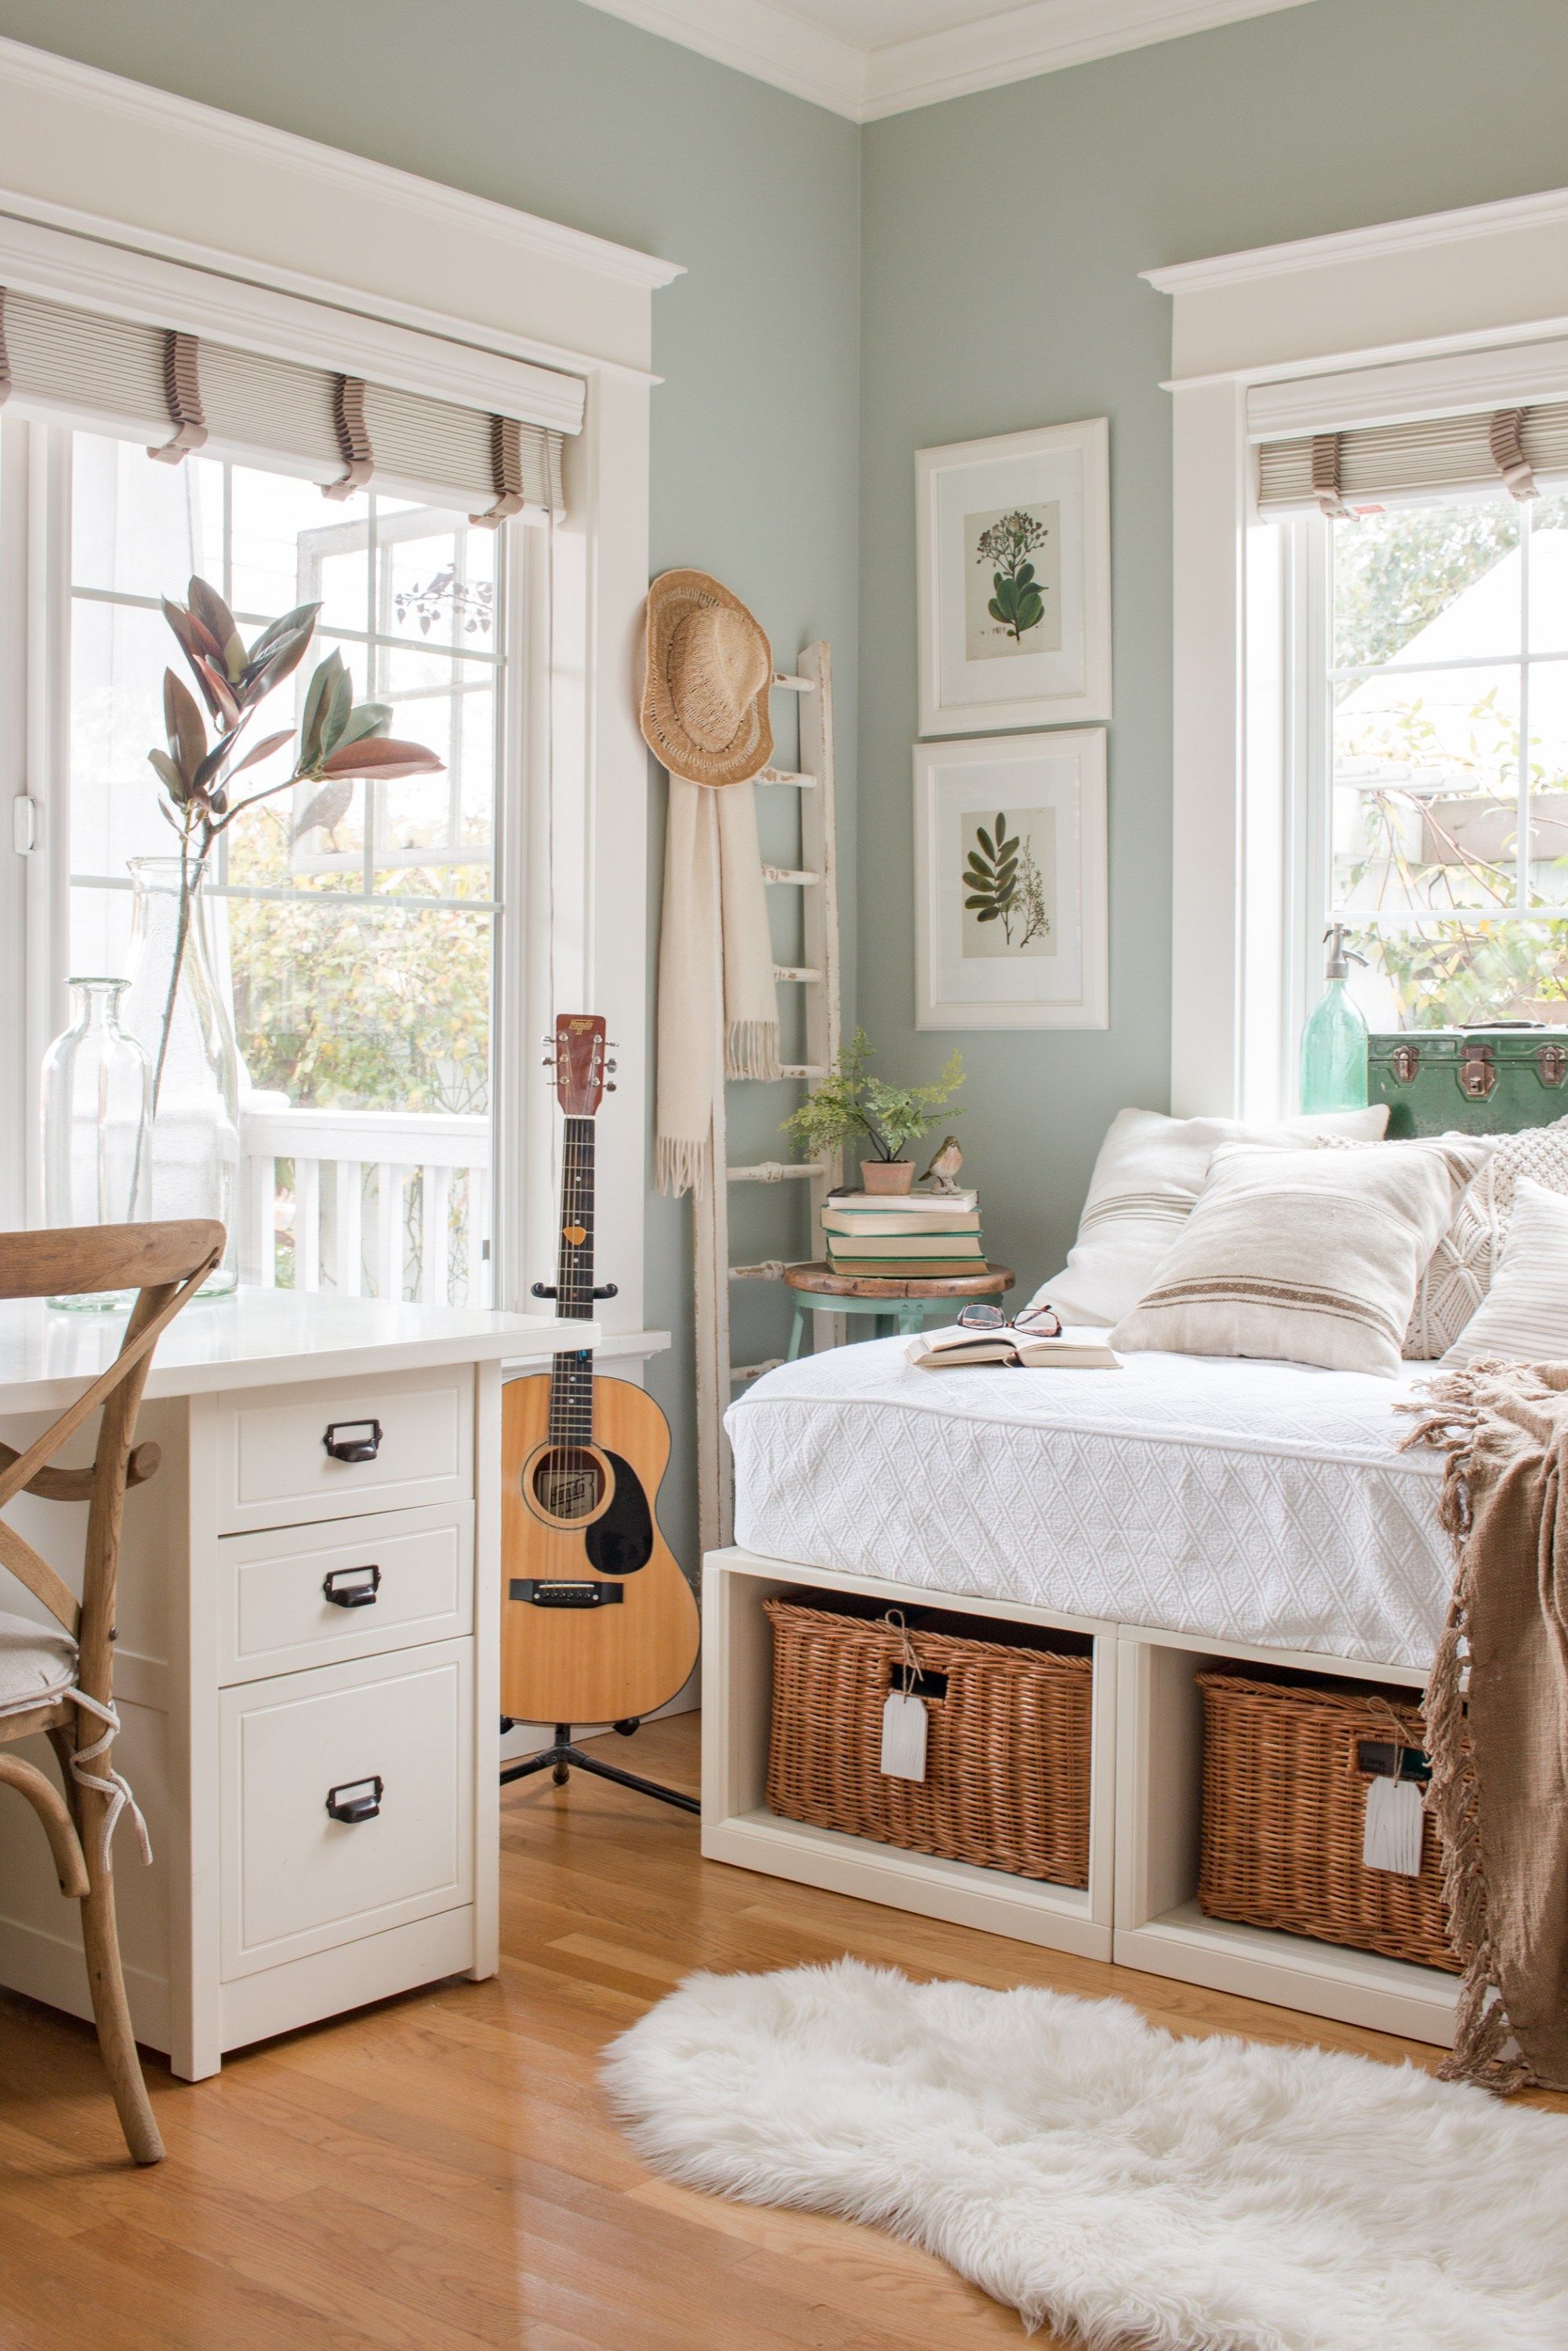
782 1262 1014 1361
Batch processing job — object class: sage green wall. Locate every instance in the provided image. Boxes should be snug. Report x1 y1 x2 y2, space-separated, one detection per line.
0 0 862 1575
858 0 1568 1303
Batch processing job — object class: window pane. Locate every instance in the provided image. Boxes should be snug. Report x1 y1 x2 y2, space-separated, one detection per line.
1330 497 1522 674
1526 658 1568 905
71 431 222 598
1333 663 1519 915
230 468 368 627
70 598 172 882
384 520 499 652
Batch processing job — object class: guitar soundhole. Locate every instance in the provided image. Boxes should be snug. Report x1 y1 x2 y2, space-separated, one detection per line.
532 1446 607 1521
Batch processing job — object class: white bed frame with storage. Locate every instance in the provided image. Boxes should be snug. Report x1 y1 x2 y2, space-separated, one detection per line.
702 1546 1460 2048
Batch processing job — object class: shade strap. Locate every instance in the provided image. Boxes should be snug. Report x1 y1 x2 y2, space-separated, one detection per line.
324 372 374 500
1310 432 1350 519
147 329 207 465
1490 407 1538 502
470 412 527 527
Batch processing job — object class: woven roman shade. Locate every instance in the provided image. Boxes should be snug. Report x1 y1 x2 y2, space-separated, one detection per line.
0 286 572 520
1257 400 1568 515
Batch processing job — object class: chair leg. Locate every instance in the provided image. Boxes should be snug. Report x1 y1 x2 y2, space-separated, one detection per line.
0 1755 88 1899
78 1840 163 2166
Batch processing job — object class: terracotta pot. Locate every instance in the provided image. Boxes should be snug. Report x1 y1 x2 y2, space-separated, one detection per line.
859 1158 915 1195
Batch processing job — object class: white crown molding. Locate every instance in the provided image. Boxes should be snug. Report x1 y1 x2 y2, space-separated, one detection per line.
0 33 683 290
1143 184 1568 295
575 0 1317 120
859 0 1316 119
576 0 867 115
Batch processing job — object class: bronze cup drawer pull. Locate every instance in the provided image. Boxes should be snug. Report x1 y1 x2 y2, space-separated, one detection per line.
322 1563 382 1608
323 1418 383 1464
325 1774 383 1825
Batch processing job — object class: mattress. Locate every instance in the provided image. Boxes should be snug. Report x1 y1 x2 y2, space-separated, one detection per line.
725 1339 1454 1670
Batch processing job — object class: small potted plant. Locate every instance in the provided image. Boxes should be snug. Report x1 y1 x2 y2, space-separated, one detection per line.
782 1029 963 1194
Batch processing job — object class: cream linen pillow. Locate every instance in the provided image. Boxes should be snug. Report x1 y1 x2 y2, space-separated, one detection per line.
1439 1178 1568 1368
1109 1136 1492 1375
1029 1104 1390 1328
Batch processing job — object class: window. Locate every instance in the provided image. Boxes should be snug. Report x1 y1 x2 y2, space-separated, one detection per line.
1292 485 1568 1032
55 427 514 1302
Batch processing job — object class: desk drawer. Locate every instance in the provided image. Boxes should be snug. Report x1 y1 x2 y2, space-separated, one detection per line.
218 1503 474 1684
213 1366 473 1534
220 1641 474 1979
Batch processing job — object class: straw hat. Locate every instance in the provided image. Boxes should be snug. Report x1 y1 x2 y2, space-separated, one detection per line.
641 569 773 788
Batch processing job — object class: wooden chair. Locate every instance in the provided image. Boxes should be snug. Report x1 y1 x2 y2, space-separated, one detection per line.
0 1220 223 2165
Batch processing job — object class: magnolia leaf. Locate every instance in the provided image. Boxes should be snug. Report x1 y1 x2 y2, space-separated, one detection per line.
321 660 354 754
298 652 339 768
163 669 207 786
245 601 321 670
147 747 187 802
188 577 245 681
318 736 443 780
193 653 243 729
335 702 393 748
162 596 225 672
227 728 295 779
242 605 321 700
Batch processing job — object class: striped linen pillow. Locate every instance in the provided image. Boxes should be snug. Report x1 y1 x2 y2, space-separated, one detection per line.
1440 1179 1568 1368
1109 1136 1492 1375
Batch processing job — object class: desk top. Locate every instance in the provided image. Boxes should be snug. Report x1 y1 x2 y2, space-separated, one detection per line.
0 1288 597 1415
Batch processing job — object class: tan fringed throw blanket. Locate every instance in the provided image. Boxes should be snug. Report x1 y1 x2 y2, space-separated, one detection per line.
1401 1361 1568 2093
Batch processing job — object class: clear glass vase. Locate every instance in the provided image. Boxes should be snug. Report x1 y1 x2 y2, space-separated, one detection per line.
41 978 153 1310
123 853 240 1295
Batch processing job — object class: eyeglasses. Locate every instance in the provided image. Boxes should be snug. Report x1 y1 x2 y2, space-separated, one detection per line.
955 1301 1062 1337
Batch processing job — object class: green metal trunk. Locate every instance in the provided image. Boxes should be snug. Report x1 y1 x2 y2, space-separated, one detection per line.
1367 1027 1568 1138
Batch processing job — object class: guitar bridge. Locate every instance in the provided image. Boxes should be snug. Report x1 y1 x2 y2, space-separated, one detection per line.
510 1579 625 1608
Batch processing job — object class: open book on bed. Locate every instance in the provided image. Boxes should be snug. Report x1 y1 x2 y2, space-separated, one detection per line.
906 1324 1121 1371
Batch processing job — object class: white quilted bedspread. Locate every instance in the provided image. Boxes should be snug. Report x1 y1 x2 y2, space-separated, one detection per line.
725 1339 1454 1669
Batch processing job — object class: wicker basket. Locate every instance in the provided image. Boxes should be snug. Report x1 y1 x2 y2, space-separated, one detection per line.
1196 1668 1459 1972
764 1594 1092 1886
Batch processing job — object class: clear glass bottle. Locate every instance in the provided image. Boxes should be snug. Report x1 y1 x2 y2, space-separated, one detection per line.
41 977 152 1310
1300 923 1370 1112
122 853 240 1295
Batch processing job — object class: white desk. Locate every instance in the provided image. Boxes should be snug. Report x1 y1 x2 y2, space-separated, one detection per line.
0 1288 595 2079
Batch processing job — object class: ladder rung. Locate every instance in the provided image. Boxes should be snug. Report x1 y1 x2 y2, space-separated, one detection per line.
773 965 821 983
771 672 813 692
730 1259 797 1281
763 866 820 886
732 1358 785 1383
728 1160 822 1183
779 1063 824 1080
755 767 816 788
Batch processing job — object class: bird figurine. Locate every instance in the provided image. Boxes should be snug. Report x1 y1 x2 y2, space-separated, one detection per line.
919 1135 964 1194
292 777 356 851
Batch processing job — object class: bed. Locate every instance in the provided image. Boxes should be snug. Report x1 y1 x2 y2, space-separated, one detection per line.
725 1338 1451 1670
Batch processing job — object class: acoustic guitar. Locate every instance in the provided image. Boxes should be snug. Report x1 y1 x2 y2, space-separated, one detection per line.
499 1014 700 1728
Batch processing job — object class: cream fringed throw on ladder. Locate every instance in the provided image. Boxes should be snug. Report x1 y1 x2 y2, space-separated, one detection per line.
655 772 779 1199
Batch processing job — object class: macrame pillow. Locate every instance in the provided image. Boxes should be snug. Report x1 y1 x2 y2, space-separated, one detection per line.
1406 1114 1568 1357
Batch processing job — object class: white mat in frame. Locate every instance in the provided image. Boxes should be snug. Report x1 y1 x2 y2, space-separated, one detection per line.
913 727 1108 1030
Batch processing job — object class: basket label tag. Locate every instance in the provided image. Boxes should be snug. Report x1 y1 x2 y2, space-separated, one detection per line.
1363 1774 1424 1875
880 1691 927 1781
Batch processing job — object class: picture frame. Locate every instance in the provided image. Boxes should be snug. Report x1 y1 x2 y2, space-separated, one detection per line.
916 420 1111 736
913 729 1108 1031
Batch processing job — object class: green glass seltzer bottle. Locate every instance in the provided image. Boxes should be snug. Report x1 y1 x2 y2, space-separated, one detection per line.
1300 924 1370 1112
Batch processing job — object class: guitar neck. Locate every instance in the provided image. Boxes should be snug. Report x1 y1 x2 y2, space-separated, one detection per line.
549 1114 597 1446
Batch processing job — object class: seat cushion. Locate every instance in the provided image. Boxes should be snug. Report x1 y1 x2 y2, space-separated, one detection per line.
0 1609 78 1717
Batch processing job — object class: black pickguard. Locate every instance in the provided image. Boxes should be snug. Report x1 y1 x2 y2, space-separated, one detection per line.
584 1449 655 1576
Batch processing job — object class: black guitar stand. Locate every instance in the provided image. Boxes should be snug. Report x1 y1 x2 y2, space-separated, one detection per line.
499 1715 700 1815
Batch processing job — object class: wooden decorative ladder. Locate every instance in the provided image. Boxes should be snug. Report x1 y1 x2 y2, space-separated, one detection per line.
692 641 843 1553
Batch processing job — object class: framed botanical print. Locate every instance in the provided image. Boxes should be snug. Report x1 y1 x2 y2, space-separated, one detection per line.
913 729 1108 1030
916 420 1111 736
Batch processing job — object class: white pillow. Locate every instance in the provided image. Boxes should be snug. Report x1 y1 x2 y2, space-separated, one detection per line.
1030 1104 1391 1328
1109 1136 1491 1376
1439 1178 1568 1368
1409 1114 1568 1357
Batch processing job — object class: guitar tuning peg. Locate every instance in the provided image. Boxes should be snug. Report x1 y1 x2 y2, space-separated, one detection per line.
604 1081 617 1092
604 1059 618 1073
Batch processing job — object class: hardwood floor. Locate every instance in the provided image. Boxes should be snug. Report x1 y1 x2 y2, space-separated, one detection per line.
1 1710 1563 2349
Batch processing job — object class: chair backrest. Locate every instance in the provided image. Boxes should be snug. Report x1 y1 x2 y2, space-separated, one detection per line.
0 1221 223 1701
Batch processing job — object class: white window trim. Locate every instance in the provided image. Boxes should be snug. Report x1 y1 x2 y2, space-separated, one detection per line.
1145 185 1568 1120
0 44 682 1342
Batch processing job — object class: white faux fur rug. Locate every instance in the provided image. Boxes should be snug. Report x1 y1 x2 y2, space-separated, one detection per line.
601 1959 1568 2351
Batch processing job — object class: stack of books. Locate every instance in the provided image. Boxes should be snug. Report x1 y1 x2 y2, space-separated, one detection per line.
821 1189 983 1279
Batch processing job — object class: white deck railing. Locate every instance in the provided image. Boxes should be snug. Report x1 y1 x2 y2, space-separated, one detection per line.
239 1101 491 1306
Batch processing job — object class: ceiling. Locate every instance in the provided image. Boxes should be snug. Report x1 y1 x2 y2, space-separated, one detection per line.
574 0 1319 120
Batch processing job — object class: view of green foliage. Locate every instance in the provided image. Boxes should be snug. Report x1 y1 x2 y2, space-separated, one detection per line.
227 808 491 1116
